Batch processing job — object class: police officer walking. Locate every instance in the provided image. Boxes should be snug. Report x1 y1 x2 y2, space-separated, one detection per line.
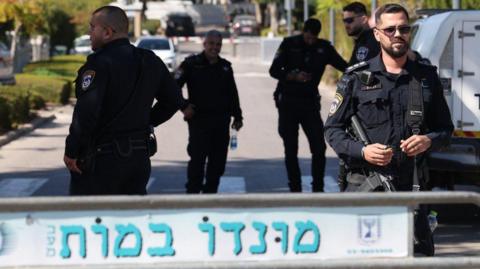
325 4 453 255
337 2 381 191
269 18 347 192
175 30 243 194
343 2 381 65
64 6 182 195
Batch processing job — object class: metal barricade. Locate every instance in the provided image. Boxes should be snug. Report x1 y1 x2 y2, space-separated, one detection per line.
0 192 478 269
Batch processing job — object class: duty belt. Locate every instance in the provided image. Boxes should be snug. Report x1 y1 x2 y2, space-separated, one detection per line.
95 138 147 157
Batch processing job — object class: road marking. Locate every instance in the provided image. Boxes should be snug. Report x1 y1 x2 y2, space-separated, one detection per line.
302 175 339 193
146 177 156 192
0 178 48 197
218 176 246 193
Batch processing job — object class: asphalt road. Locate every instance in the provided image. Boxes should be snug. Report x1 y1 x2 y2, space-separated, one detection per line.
0 46 478 257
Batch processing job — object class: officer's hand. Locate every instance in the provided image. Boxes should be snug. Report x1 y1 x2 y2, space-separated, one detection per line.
232 120 243 131
363 143 393 166
400 135 432 156
64 155 82 174
296 71 312 83
182 104 195 121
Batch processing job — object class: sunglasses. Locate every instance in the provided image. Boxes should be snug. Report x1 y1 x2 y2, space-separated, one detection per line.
376 25 411 37
342 15 362 24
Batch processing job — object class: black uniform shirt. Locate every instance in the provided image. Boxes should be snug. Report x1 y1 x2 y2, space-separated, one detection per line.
325 55 453 178
65 38 182 158
269 35 347 99
348 29 381 65
174 52 243 120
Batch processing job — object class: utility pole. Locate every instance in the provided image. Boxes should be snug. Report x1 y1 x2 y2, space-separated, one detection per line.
304 0 309 21
371 0 377 18
285 0 293 36
329 8 335 46
452 0 460 9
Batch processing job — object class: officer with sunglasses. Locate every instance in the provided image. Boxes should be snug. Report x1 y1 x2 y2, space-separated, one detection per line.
325 4 453 256
343 2 380 65
270 18 347 192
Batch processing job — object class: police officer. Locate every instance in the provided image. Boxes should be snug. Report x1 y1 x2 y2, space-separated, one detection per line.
325 4 453 255
343 2 381 65
175 30 243 194
337 2 381 191
64 6 182 195
269 18 347 192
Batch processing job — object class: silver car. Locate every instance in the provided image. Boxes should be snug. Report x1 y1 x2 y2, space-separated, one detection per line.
0 42 15 85
134 36 177 72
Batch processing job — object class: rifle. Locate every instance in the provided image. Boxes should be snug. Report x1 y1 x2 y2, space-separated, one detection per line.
350 115 396 192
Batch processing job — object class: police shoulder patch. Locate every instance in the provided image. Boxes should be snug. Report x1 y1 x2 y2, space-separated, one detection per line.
329 92 344 115
81 70 95 91
345 61 369 74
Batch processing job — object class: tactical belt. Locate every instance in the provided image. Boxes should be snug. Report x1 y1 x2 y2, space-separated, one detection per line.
95 139 147 157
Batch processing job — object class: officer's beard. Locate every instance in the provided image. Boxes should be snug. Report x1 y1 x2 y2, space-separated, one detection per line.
347 25 363 37
382 38 409 58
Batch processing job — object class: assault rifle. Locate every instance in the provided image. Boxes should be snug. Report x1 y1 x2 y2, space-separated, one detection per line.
350 115 396 192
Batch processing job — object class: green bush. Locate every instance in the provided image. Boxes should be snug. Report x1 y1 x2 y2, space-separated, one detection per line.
30 94 46 110
60 81 72 105
10 94 30 125
0 97 12 132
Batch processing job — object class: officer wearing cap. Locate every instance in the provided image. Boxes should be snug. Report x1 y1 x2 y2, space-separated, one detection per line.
343 2 380 65
64 6 183 195
325 4 453 255
175 30 243 194
269 18 347 192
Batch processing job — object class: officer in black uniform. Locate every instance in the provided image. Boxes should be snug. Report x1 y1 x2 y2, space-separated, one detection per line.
269 18 347 192
175 30 243 194
343 2 380 65
325 4 453 256
64 6 182 195
336 2 381 191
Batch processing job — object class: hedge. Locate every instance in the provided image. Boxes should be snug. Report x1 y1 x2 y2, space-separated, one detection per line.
0 55 84 133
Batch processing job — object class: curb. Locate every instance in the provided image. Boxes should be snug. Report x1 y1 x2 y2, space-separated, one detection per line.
0 112 57 148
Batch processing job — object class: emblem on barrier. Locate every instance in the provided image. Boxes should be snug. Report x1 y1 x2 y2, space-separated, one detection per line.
358 215 381 245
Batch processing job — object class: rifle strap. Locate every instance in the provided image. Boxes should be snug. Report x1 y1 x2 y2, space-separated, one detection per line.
407 70 424 192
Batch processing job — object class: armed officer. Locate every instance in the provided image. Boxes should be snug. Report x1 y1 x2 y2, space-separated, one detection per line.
325 4 453 255
270 18 347 192
175 30 243 194
336 2 382 191
64 6 183 195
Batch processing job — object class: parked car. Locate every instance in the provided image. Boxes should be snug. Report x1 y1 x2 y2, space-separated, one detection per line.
232 15 260 36
0 41 15 85
72 35 92 55
165 13 195 37
135 36 176 72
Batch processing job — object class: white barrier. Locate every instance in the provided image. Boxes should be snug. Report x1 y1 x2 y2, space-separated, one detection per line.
0 192 478 268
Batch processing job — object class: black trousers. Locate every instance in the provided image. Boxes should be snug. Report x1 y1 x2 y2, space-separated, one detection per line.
186 116 230 193
277 100 326 192
69 149 151 195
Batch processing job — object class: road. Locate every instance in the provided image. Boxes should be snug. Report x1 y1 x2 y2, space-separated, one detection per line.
0 45 478 257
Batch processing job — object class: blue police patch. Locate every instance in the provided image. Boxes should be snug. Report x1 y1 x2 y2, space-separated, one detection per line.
329 93 343 115
81 70 95 91
356 46 369 61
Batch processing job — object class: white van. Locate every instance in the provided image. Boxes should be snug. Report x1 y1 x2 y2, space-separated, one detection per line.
411 10 480 191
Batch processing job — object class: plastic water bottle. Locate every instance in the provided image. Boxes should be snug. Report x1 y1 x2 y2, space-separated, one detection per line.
428 210 438 232
230 129 238 150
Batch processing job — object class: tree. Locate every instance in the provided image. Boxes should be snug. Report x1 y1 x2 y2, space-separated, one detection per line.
0 0 45 59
